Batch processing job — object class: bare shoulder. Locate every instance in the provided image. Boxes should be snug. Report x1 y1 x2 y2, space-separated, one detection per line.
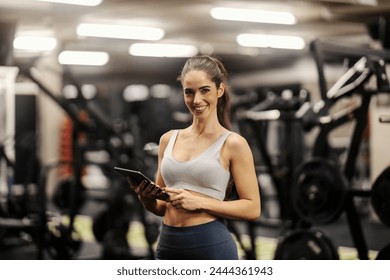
225 132 252 157
224 132 255 172
159 129 175 150
225 132 250 149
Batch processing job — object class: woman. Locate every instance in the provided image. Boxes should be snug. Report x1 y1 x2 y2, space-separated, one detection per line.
130 55 260 260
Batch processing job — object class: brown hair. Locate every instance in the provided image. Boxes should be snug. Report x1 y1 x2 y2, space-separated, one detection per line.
178 55 232 130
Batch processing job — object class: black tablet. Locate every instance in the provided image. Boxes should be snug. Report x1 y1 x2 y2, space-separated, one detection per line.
114 167 152 185
114 167 169 201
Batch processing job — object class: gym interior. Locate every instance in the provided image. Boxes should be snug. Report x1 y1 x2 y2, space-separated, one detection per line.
0 0 389 260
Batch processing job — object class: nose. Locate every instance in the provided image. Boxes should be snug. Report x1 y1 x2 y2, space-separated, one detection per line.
193 91 202 104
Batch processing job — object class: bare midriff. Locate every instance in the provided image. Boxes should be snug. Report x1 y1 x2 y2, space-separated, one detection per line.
163 190 218 227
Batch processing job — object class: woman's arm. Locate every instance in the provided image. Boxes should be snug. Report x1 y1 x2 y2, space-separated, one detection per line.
131 131 173 216
167 133 261 221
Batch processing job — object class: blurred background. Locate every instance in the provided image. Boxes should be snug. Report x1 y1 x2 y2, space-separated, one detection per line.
0 0 390 260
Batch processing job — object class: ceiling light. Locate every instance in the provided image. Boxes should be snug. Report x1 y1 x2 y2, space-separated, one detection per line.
129 43 198 57
13 36 57 51
62 84 78 99
123 85 149 102
77 23 164 40
210 7 296 25
358 0 377 5
81 84 97 99
237 34 305 50
36 0 102 6
58 51 109 66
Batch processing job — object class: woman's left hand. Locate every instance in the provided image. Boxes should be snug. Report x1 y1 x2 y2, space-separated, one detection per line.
165 187 203 211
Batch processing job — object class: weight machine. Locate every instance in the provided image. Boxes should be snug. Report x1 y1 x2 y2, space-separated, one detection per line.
0 65 160 259
233 39 390 259
0 66 43 258
284 39 390 260
232 86 309 259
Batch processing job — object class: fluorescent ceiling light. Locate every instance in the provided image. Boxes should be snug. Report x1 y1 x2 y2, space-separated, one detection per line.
129 43 198 57
210 7 296 25
13 36 57 51
237 34 305 50
58 51 109 66
36 0 102 6
358 0 377 5
77 23 164 40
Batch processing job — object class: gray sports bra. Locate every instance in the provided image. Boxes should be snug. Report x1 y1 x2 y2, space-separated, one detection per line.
161 129 232 201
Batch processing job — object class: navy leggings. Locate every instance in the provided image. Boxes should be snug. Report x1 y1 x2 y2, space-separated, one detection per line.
155 219 238 260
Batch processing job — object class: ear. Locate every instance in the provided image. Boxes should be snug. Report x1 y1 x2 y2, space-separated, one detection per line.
217 83 225 98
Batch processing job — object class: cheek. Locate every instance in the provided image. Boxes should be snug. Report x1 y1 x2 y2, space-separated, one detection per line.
184 95 193 105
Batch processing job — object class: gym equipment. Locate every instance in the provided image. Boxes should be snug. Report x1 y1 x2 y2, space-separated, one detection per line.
310 39 390 102
52 177 86 213
18 67 153 259
45 221 82 260
92 206 130 244
371 115 390 228
379 115 390 123
227 220 258 260
232 88 309 259
292 158 348 225
0 21 15 66
292 39 390 260
92 206 133 259
371 166 390 227
376 243 390 260
91 172 160 259
367 16 390 49
35 162 84 259
274 229 339 260
101 228 131 260
292 154 390 231
235 89 308 225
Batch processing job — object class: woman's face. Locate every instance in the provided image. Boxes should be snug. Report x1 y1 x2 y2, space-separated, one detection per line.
182 70 224 121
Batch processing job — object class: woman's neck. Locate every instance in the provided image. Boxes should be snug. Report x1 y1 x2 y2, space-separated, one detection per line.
189 119 224 137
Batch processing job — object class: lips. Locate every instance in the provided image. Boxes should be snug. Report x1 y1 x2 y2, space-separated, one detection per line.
193 105 207 114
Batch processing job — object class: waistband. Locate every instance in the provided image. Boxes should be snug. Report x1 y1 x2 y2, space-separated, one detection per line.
158 219 233 249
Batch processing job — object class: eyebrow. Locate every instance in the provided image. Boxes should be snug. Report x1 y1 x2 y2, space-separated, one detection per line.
184 85 211 91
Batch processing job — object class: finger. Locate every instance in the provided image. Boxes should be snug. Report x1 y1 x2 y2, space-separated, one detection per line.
149 186 158 195
171 200 180 208
149 185 162 196
144 183 155 193
165 187 181 194
166 192 179 201
164 187 176 191
134 180 149 195
139 181 153 195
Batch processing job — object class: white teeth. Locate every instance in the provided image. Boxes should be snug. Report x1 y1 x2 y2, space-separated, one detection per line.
193 106 207 112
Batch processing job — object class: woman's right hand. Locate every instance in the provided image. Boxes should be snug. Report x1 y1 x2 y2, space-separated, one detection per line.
128 178 163 200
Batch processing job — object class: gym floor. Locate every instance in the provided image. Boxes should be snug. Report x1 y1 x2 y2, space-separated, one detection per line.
0 198 388 260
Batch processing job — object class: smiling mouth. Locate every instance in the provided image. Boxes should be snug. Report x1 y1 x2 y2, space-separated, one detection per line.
193 105 207 114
